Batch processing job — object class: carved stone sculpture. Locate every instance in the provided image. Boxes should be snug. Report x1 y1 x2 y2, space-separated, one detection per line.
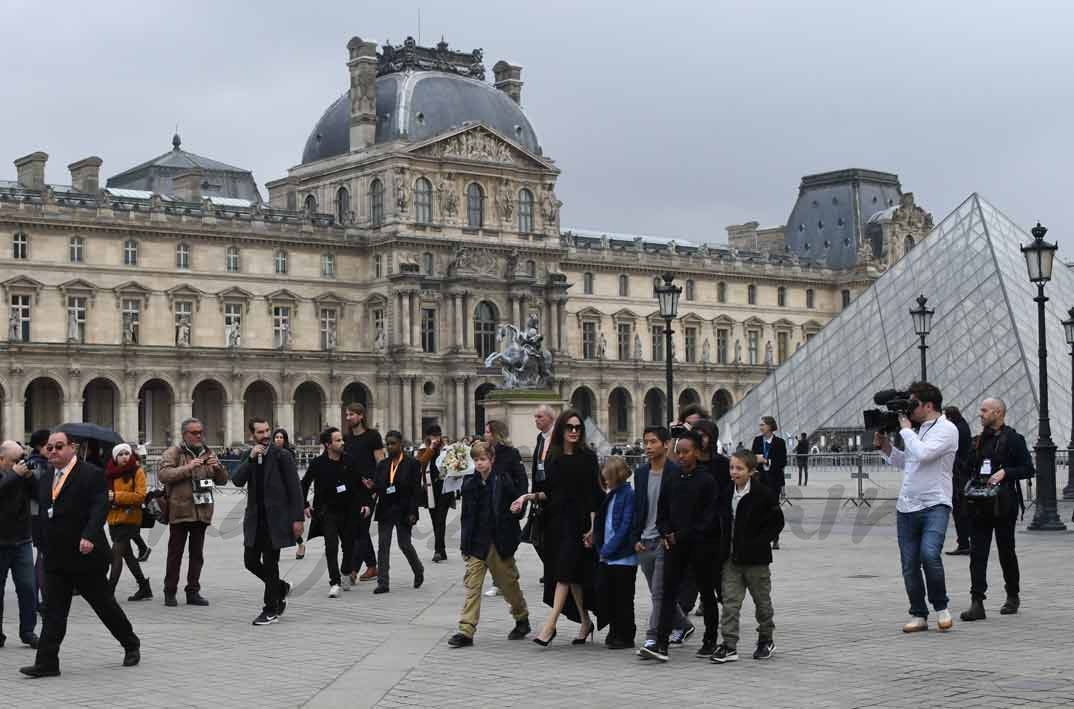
596 331 608 360
702 338 711 364
394 172 409 215
122 313 137 345
325 322 337 351
176 315 192 347
9 309 21 341
437 179 458 218
634 333 642 361
67 310 80 342
764 340 774 366
374 322 387 353
484 314 553 389
225 323 241 349
733 339 742 364
540 187 561 225
496 182 515 221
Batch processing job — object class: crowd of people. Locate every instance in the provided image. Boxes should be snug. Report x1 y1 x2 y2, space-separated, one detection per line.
0 384 1037 677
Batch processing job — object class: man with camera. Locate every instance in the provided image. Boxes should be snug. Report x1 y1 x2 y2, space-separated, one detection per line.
0 440 39 650
960 397 1031 621
158 417 229 608
874 382 958 633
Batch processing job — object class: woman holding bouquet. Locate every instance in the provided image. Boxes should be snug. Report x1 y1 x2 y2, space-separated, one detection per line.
418 425 453 563
511 409 604 645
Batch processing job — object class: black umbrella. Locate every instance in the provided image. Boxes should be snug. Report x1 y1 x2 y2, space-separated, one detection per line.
55 422 125 448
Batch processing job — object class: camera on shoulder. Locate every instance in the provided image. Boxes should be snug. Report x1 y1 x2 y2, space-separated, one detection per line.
863 389 917 434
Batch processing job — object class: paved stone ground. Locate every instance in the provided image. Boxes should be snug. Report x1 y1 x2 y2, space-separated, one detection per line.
2 474 1074 709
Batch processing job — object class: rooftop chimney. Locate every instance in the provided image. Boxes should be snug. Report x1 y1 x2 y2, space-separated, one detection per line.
68 156 103 194
346 36 379 152
492 61 523 104
14 151 48 191
172 169 205 202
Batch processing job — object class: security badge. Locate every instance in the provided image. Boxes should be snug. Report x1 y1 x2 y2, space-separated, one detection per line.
336 483 347 493
386 485 397 495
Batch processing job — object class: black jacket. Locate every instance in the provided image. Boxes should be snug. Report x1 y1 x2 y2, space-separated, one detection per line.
38 459 112 574
0 466 36 545
232 445 305 549
952 416 974 484
373 454 422 525
460 467 524 559
656 464 717 545
531 431 552 493
631 458 680 544
969 424 1033 514
751 435 787 491
493 443 529 500
718 481 785 566
302 452 370 515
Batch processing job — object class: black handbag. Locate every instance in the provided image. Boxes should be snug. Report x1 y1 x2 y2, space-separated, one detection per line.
521 503 545 551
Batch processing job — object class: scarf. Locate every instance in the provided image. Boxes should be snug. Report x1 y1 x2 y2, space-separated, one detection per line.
106 453 140 481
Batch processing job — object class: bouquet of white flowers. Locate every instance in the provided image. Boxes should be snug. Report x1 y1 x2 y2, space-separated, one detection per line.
437 441 476 494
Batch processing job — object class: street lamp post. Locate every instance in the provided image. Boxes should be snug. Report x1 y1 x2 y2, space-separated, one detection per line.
909 294 934 381
655 272 681 425
1062 307 1074 500
1021 223 1066 530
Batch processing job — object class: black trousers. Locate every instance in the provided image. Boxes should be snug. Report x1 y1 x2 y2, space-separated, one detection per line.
320 511 355 587
969 503 1020 600
658 539 719 644
598 564 637 643
430 502 450 556
351 514 377 571
36 568 139 670
797 458 808 486
244 527 283 613
951 483 971 549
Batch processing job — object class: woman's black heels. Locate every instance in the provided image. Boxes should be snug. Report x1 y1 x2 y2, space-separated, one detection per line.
572 622 594 645
532 629 557 647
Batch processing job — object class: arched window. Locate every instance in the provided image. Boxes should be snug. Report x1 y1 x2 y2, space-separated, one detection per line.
777 286 787 307
415 178 432 224
583 272 594 295
685 279 695 301
806 288 815 309
336 186 350 224
304 194 317 213
747 284 757 305
517 188 534 233
176 242 190 270
369 179 384 227
717 281 727 303
274 249 288 275
422 252 434 275
69 236 84 263
526 259 536 278
474 301 498 359
467 183 485 228
618 274 629 297
226 246 240 273
123 239 138 266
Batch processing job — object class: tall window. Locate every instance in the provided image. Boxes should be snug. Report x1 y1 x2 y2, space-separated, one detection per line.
422 252 434 275
717 281 727 303
320 308 337 350
583 272 594 295
474 301 497 359
226 246 240 273
336 186 350 224
526 260 536 278
272 306 291 348
304 194 317 213
747 284 757 305
224 303 242 343
369 179 384 227
777 331 789 363
685 279 696 301
748 330 760 365
9 294 30 342
842 289 851 308
122 298 140 344
806 288 815 309
415 178 432 224
123 239 138 266
322 253 335 277
467 183 484 228
69 236 84 263
174 301 193 344
421 308 437 353
67 296 87 343
684 326 697 363
518 188 534 233
274 249 288 275
651 324 664 362
617 323 632 360
716 328 729 364
582 321 597 360
374 254 383 278
12 232 27 260
618 274 629 297
777 286 787 307
176 242 190 270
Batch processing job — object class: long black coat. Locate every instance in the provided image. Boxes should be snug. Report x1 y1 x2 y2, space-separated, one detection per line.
38 460 112 574
459 468 524 559
232 445 305 550
372 454 422 525
717 481 785 566
751 435 787 491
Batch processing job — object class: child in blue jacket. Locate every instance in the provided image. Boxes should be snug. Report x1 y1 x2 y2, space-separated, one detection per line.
593 456 637 649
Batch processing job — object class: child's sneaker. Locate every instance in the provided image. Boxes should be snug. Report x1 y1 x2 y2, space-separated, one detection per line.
710 644 738 663
753 639 775 659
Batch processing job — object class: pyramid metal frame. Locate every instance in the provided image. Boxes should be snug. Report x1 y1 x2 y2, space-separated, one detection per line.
717 194 1074 448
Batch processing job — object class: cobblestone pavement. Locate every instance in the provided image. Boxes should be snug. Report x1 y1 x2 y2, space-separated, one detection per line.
2 487 1073 709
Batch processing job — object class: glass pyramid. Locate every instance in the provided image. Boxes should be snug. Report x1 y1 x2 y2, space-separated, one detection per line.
717 194 1074 448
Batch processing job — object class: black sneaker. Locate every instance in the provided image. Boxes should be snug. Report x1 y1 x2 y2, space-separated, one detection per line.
252 610 279 626
710 644 738 663
373 586 390 595
447 633 473 648
638 641 669 662
669 625 695 645
753 640 775 660
508 619 531 640
696 640 718 657
164 592 178 607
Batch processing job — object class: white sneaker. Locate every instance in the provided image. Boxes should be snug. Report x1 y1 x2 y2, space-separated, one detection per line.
902 617 928 633
485 586 502 597
936 609 953 631
329 585 340 598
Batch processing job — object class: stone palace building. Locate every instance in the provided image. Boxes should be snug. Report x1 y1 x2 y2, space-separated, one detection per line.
0 35 933 448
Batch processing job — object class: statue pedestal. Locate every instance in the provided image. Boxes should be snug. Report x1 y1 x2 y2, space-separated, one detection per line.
479 389 565 457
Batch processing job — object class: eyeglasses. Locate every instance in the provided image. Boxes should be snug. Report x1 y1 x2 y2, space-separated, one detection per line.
186 430 204 436
45 443 67 451
564 424 584 433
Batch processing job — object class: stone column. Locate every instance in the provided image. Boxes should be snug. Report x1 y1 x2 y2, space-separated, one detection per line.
276 398 295 437
454 377 465 439
517 295 527 330
225 397 240 447
410 293 421 350
557 300 566 353
400 292 412 348
547 300 558 353
401 377 414 443
452 295 463 349
119 386 138 444
411 377 422 444
463 376 473 436
462 292 473 350
510 296 520 332
8 394 26 441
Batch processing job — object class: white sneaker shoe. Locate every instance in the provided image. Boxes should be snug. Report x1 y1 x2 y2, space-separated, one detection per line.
936 609 953 631
902 617 928 633
329 584 340 598
484 586 502 597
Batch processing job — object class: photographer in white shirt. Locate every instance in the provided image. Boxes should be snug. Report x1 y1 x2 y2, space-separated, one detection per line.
874 382 958 634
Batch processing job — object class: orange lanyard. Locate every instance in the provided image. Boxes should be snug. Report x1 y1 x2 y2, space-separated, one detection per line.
52 459 76 501
540 434 549 462
390 456 402 484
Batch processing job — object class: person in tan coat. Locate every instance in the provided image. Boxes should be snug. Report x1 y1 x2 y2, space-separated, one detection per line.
157 418 227 607
105 444 151 601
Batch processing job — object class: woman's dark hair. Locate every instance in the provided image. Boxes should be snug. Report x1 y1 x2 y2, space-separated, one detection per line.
692 419 719 458
548 407 588 458
943 406 965 425
272 428 294 452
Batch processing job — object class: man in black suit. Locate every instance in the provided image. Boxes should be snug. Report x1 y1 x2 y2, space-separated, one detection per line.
751 416 787 550
371 430 424 594
20 431 140 678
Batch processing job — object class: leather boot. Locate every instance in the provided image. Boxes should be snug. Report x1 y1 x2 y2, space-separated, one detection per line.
1000 594 1020 615
128 579 153 602
960 599 986 621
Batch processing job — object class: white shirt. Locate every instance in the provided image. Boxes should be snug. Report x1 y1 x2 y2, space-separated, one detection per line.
882 415 958 513
731 479 751 520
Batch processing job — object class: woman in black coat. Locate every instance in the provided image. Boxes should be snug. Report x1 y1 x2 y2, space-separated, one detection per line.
512 408 603 646
751 416 786 550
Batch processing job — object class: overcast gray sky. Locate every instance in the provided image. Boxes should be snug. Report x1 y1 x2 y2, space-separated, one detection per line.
3 0 1072 250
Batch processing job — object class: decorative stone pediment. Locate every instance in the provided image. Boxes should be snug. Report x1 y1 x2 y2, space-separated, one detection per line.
408 125 553 170
313 291 348 316
611 308 640 323
575 306 603 324
2 275 45 303
165 284 207 311
217 286 254 313
712 314 736 328
772 318 796 331
743 316 766 328
113 281 151 308
59 278 98 305
265 289 299 313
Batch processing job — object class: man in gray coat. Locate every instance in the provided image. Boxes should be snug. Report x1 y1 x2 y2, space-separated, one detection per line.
232 417 304 626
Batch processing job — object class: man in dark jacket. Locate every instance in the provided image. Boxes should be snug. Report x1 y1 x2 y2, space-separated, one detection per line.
960 398 1033 621
25 429 50 610
371 431 424 594
944 406 974 555
751 416 787 549
447 441 529 647
21 432 140 678
0 440 39 649
232 418 304 626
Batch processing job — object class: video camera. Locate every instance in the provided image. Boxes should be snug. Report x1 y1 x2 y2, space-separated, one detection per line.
863 389 918 434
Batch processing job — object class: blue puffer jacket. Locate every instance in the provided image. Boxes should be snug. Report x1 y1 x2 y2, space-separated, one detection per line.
594 484 635 562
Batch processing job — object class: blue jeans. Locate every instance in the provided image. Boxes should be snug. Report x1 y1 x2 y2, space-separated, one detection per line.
896 505 950 617
0 541 38 639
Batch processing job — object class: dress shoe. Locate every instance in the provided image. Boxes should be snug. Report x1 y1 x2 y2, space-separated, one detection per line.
508 619 531 640
0 633 5 648
414 571 424 589
373 585 390 594
136 547 151 563
1000 594 1020 615
945 547 970 556
447 633 473 648
607 638 634 650
532 629 556 647
20 633 39 649
129 580 153 602
359 567 378 582
19 664 60 678
123 646 141 667
960 599 986 622
186 591 210 606
164 592 178 607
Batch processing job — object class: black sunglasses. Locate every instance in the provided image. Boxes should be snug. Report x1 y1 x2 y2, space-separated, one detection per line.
564 424 584 433
45 443 68 451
